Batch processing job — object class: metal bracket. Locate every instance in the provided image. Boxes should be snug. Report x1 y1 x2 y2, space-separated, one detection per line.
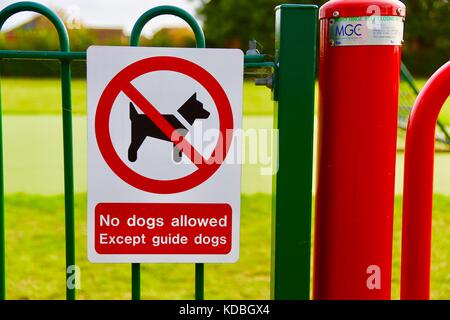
255 76 273 89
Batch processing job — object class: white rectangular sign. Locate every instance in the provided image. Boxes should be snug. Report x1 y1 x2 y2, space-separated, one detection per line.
87 46 243 263
330 16 404 46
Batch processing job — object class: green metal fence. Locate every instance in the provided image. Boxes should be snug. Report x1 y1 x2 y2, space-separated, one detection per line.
0 1 76 300
0 2 318 300
400 63 450 149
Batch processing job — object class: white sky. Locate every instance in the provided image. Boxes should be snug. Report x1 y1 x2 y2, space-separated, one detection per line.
0 0 203 36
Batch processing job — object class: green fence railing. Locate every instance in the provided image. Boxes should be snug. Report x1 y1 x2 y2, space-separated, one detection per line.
0 1 318 300
0 1 76 300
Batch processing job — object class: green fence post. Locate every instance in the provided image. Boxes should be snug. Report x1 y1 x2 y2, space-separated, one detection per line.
61 58 76 300
0 74 4 300
131 263 141 300
271 4 318 300
195 262 204 300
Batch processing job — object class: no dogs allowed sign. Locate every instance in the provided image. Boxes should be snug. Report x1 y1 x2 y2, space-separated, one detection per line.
87 46 243 263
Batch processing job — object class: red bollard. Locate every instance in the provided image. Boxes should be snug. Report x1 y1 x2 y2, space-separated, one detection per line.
401 61 450 300
314 0 405 299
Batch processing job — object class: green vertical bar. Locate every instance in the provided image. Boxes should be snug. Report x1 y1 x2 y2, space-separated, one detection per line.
130 28 141 301
131 263 141 300
400 63 420 95
61 60 76 300
195 263 204 300
271 4 318 300
0 64 5 300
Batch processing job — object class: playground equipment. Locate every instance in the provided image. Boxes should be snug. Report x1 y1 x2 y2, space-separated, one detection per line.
314 0 449 300
401 61 450 300
314 0 405 299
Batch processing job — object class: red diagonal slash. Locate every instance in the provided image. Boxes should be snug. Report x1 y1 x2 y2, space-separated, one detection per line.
122 82 208 168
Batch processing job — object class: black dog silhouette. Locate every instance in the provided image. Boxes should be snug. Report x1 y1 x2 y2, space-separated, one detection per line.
128 93 210 163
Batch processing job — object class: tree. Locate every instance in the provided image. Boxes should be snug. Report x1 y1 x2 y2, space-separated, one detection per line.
402 0 450 76
198 0 325 54
198 0 449 76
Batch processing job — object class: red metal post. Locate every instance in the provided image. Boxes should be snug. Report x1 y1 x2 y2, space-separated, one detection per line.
401 61 450 300
314 0 405 299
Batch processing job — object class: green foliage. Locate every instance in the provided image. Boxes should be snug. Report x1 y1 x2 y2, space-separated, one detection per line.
0 25 126 51
402 0 450 76
0 60 86 78
199 0 450 76
0 26 125 77
199 0 320 53
141 28 196 48
199 0 324 54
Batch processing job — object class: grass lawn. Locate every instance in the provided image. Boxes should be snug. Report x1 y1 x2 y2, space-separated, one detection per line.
1 77 449 300
4 192 449 300
1 77 449 121
1 78 274 116
5 193 272 300
3 115 450 195
1 78 88 115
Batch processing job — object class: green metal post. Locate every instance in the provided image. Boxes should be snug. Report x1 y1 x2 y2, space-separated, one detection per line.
401 63 420 96
61 59 76 300
195 263 204 300
271 4 318 300
131 262 140 300
131 263 141 300
0 72 5 300
194 266 204 299
130 5 206 300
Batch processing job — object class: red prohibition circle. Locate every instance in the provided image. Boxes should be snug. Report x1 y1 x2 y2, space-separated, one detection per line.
95 56 234 194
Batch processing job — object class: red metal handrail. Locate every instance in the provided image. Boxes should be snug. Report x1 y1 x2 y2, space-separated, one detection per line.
401 61 450 300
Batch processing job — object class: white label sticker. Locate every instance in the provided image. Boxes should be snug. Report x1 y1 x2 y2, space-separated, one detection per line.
330 16 404 46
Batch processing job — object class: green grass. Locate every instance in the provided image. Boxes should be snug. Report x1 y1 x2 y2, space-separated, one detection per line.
242 81 273 115
0 115 278 195
2 78 87 115
391 195 450 300
1 77 449 121
1 78 274 116
4 115 450 196
6 193 272 300
4 192 449 299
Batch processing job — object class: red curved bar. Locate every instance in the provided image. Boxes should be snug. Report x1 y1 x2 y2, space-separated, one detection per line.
401 61 450 300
